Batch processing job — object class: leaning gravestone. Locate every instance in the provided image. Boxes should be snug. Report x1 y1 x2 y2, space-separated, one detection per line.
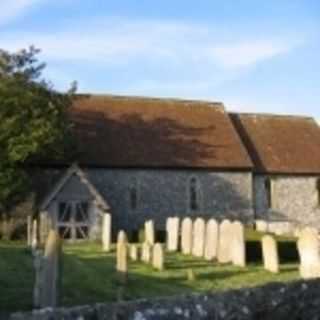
217 219 232 263
166 217 180 252
262 235 279 273
181 217 193 255
204 219 219 261
102 213 112 252
297 227 320 279
192 218 206 257
141 242 152 263
145 220 155 245
231 221 246 267
39 230 62 308
152 243 164 271
130 244 138 261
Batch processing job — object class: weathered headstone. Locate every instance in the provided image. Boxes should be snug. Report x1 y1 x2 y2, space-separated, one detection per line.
31 219 38 252
255 220 268 232
192 218 206 257
297 227 320 279
130 244 138 261
262 235 279 273
102 213 112 252
145 220 155 245
141 242 152 263
181 217 193 255
231 221 246 267
217 219 232 263
116 242 128 284
204 219 219 261
39 230 62 308
152 243 164 271
27 215 32 246
166 217 180 252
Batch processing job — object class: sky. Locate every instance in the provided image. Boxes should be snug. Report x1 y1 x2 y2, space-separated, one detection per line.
0 0 320 119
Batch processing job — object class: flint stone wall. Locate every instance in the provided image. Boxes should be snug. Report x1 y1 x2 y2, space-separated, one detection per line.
39 169 253 237
10 280 320 320
254 175 320 228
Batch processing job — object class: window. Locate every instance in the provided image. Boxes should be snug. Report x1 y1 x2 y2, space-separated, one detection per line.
189 177 199 211
265 178 273 209
129 178 138 210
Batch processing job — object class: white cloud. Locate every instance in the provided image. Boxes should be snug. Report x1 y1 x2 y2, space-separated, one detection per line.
0 0 43 26
0 18 301 70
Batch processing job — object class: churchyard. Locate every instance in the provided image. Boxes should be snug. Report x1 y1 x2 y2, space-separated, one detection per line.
1 216 312 316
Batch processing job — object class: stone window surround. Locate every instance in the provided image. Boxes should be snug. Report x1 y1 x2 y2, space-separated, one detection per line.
188 176 202 212
129 177 139 211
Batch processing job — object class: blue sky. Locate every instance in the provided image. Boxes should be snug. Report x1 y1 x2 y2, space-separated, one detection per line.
1 1 320 119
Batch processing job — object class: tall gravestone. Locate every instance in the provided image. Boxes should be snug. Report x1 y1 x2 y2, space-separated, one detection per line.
116 242 128 284
204 219 219 261
297 227 320 279
192 218 205 257
145 220 155 245
102 213 112 252
181 218 193 255
217 219 232 263
152 243 164 271
39 230 62 308
262 235 279 273
231 221 246 267
167 217 179 252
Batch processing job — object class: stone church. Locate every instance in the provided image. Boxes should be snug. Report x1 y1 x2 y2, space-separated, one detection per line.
27 94 320 242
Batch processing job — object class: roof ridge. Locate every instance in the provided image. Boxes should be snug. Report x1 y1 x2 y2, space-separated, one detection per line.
75 93 225 110
230 111 313 120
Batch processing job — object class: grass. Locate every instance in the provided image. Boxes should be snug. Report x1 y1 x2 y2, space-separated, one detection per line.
0 239 300 315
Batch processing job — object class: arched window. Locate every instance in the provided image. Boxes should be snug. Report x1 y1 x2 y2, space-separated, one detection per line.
129 178 138 210
265 177 273 209
189 177 199 211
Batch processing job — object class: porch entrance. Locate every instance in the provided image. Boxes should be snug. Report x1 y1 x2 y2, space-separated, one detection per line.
57 201 90 241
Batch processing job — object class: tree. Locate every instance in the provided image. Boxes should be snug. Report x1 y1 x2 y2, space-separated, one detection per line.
0 46 76 213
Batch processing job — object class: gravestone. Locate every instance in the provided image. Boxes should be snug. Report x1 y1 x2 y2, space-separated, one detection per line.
141 242 152 263
181 218 193 255
204 219 219 261
152 243 164 271
231 221 246 267
255 220 268 232
27 215 32 246
262 235 279 273
102 213 112 252
39 230 62 308
130 244 138 261
217 219 232 263
145 220 155 245
117 230 127 245
116 242 128 284
297 227 320 279
192 218 205 257
31 219 38 252
166 217 179 252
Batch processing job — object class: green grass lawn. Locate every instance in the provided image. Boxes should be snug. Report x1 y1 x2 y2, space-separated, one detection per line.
0 240 300 314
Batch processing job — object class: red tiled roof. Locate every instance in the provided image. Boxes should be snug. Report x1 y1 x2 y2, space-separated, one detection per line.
230 113 320 174
64 95 253 169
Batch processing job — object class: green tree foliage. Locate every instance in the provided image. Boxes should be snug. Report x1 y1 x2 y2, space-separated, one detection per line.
0 46 76 211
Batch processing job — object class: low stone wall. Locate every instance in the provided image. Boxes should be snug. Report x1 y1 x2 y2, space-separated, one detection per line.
9 280 320 320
